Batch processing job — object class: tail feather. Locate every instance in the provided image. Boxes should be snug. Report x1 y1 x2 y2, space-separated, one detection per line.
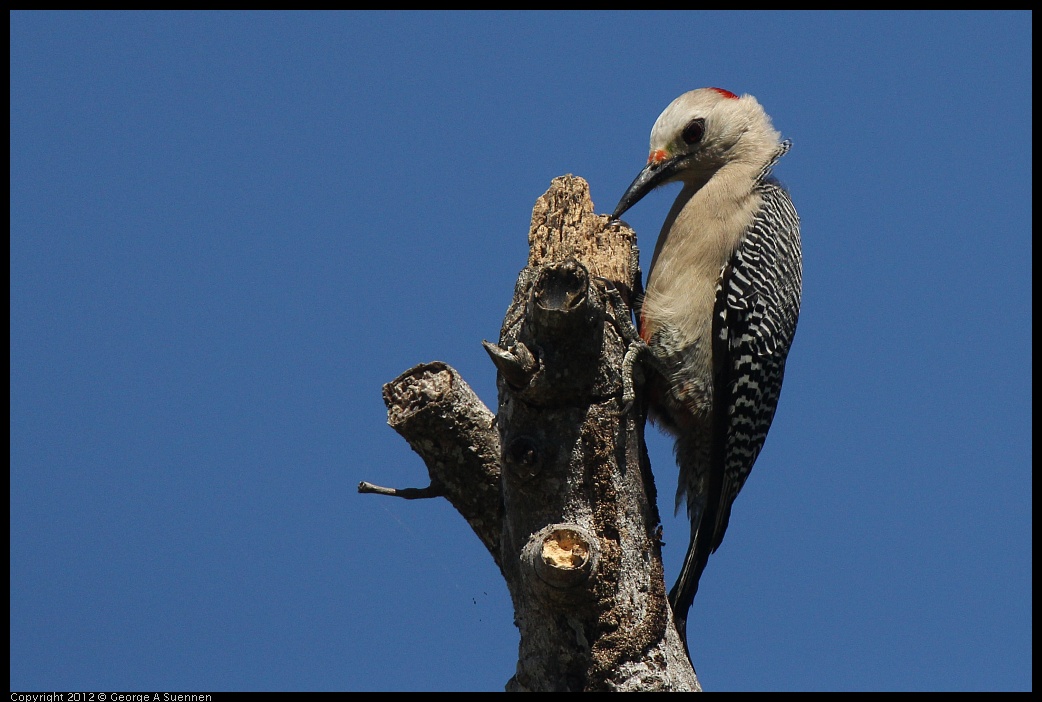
669 520 713 657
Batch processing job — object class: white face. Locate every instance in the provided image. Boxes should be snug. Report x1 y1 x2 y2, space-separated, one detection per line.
648 89 779 173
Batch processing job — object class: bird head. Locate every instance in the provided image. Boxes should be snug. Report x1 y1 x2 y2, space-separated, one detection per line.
611 88 782 220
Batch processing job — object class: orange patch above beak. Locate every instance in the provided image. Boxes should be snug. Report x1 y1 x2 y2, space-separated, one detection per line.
647 149 669 165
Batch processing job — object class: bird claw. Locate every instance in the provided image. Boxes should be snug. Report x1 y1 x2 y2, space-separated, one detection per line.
594 277 648 418
620 397 635 417
622 339 647 413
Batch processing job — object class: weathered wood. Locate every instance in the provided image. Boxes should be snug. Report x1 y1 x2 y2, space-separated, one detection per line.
363 175 699 691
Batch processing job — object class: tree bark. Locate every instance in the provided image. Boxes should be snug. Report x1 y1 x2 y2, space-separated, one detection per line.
360 175 699 691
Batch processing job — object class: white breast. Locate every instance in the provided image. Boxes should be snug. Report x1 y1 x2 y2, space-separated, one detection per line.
641 161 764 349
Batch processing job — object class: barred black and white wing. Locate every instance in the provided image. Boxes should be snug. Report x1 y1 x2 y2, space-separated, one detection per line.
669 154 802 638
709 176 802 551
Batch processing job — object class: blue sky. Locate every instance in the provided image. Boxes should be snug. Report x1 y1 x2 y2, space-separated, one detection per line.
10 11 1031 692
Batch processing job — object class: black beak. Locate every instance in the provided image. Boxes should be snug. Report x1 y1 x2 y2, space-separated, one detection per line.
610 154 689 221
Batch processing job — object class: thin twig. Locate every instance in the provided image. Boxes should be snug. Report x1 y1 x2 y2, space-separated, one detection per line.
357 481 443 500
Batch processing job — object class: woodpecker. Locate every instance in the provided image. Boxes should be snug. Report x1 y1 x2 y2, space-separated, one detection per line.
611 88 801 651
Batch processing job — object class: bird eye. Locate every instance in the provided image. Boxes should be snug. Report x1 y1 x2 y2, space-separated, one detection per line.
682 119 705 145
